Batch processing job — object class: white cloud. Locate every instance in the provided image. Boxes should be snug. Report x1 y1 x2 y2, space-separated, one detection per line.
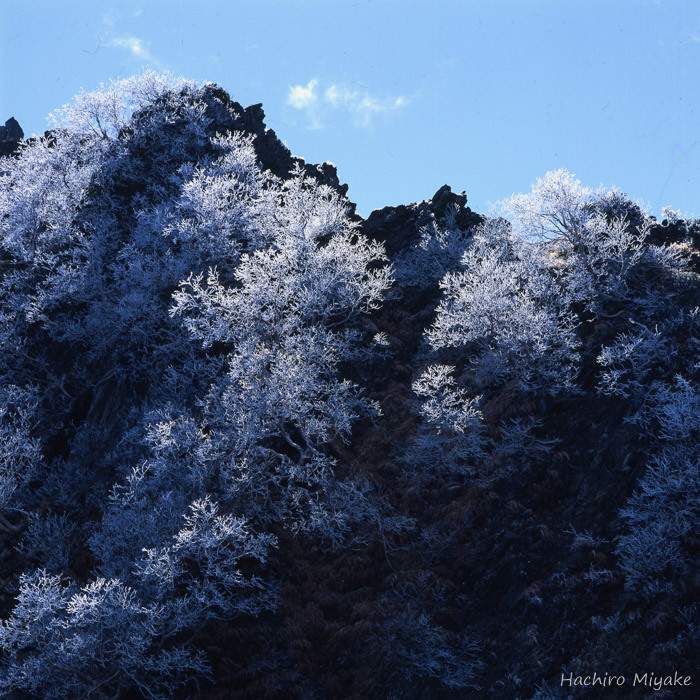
287 79 319 109
323 84 342 108
107 36 154 60
288 79 409 129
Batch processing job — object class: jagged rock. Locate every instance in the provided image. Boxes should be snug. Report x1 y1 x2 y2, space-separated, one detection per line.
648 217 700 246
647 218 700 272
0 117 23 156
362 184 482 257
153 86 355 214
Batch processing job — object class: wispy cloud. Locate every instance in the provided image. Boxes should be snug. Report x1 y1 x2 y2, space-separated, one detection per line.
107 35 155 61
287 79 410 129
324 84 407 126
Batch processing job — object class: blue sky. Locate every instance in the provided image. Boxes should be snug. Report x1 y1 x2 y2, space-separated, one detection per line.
1 0 698 219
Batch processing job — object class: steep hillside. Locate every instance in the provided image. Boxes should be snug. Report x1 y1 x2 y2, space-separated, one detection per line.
0 72 698 699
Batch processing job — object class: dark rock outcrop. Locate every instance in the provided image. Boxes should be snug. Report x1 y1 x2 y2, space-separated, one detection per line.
362 184 482 258
162 86 355 215
647 218 700 272
0 117 23 156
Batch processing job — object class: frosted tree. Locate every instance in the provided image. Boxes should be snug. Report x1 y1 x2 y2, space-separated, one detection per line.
164 133 279 268
0 385 43 533
409 170 689 477
404 215 578 477
615 376 700 595
391 203 476 294
500 169 682 308
0 569 220 699
49 67 199 139
427 218 580 392
170 169 393 539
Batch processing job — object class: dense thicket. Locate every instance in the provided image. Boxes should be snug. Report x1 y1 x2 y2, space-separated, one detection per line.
0 72 697 699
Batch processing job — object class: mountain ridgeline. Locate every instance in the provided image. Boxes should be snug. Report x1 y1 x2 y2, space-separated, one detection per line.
0 72 698 699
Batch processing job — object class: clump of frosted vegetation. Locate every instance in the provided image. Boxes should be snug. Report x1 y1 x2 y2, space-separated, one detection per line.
368 575 483 692
392 203 475 293
0 386 43 530
661 205 681 224
501 169 662 305
595 305 699 597
0 570 213 699
0 70 395 698
49 67 200 138
410 168 686 478
616 376 700 595
426 217 580 391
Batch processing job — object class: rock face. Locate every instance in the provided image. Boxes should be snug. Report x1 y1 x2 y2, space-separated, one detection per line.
2 89 353 210
648 217 700 271
175 86 355 214
0 117 23 156
363 184 482 258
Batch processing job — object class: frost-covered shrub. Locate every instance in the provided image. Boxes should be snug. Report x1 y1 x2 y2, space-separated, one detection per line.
494 417 559 460
5 491 276 699
0 131 95 270
169 171 392 538
501 169 595 244
136 496 277 620
89 412 207 578
597 325 671 398
370 607 481 691
49 67 199 139
0 69 210 407
661 205 682 224
406 212 579 477
172 171 390 337
0 129 100 408
593 263 699 602
409 169 688 480
166 133 278 264
16 512 75 573
0 71 394 698
616 377 700 595
500 169 681 309
0 571 210 700
392 204 475 292
617 448 699 594
409 365 485 475
368 579 482 693
560 213 646 302
636 376 700 440
425 217 580 393
0 385 43 527
597 308 699 399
